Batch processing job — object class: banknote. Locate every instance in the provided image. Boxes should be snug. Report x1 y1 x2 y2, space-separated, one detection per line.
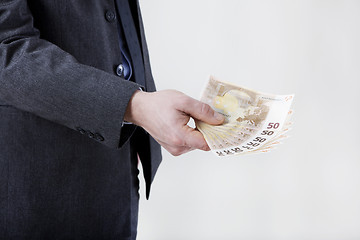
195 76 294 157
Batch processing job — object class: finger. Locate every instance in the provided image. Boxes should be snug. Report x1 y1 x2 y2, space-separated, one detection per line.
180 97 224 125
182 126 211 151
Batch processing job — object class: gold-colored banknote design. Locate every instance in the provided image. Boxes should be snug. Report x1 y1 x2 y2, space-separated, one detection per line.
196 76 294 157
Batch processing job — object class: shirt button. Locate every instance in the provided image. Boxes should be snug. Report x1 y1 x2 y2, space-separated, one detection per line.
105 10 116 22
116 64 124 77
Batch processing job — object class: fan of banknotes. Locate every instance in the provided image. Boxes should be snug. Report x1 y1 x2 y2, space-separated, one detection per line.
195 76 294 157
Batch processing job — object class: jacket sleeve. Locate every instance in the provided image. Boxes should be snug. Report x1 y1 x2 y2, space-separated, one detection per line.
0 0 141 148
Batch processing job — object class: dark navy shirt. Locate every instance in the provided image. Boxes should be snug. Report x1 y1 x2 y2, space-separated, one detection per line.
115 1 133 81
117 21 133 80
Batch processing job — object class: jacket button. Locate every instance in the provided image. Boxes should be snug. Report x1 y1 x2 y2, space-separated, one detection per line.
105 10 116 22
76 127 86 135
87 131 95 139
116 64 124 77
95 133 105 142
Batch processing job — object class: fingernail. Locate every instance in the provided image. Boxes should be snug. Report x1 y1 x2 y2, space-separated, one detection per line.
214 112 225 122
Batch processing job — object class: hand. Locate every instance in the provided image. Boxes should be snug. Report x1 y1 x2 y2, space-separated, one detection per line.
125 90 225 156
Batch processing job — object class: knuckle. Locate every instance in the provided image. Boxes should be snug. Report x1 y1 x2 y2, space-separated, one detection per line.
168 145 184 156
170 135 184 147
170 146 192 156
171 149 183 156
200 103 212 116
179 95 192 106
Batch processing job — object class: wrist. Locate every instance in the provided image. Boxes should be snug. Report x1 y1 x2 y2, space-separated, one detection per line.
124 90 147 125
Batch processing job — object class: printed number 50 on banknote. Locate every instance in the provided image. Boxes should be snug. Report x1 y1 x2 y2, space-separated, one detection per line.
195 76 294 157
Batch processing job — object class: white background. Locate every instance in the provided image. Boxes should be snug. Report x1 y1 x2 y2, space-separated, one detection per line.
137 0 360 239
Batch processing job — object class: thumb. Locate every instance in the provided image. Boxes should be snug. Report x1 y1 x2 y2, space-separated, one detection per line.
180 97 225 125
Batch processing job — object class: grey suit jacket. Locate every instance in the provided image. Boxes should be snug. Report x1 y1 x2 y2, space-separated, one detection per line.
0 0 161 238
